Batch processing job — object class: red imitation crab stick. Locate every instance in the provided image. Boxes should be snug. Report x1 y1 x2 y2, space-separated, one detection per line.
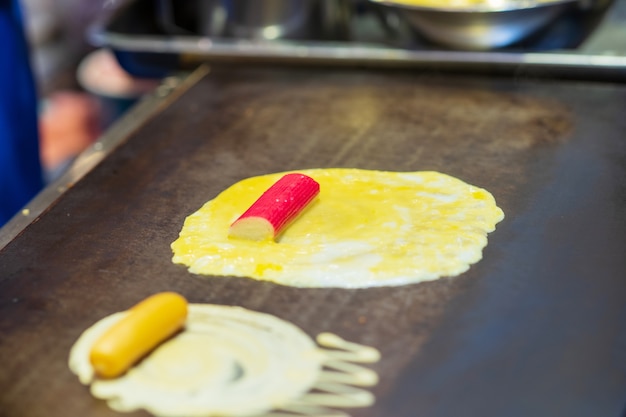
89 292 188 378
229 173 320 241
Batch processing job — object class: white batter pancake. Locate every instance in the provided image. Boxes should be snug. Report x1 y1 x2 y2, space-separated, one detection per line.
69 304 380 417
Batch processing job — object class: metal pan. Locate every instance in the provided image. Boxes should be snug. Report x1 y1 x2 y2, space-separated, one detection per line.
88 0 626 81
368 0 582 49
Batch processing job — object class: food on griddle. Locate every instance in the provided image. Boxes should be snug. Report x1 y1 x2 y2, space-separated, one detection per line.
69 303 380 417
88 292 188 378
171 168 504 288
229 173 320 241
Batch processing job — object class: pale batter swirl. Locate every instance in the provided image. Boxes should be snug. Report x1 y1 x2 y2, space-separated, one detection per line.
69 304 380 417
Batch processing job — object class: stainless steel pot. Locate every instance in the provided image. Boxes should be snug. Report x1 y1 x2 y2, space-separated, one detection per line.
224 0 313 39
157 0 352 40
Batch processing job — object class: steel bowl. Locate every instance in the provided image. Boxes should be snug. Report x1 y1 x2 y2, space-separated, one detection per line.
368 0 580 50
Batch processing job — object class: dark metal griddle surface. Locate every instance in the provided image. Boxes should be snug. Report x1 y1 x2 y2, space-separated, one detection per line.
1 66 626 417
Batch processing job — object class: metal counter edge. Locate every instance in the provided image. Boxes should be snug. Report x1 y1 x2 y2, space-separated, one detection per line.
0 65 211 251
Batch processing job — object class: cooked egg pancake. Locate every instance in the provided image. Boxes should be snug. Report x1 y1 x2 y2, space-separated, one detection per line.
171 169 504 288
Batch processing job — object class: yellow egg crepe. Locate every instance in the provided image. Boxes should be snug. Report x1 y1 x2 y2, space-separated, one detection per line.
171 169 504 288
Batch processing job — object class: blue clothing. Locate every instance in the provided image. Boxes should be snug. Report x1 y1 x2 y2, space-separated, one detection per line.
0 0 43 225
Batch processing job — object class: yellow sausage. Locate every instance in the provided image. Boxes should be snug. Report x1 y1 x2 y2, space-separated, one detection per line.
89 292 188 378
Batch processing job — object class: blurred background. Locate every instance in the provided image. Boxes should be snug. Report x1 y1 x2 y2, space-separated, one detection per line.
23 0 158 183
3 0 620 228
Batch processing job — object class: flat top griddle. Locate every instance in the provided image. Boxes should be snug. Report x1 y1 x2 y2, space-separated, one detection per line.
1 66 625 417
